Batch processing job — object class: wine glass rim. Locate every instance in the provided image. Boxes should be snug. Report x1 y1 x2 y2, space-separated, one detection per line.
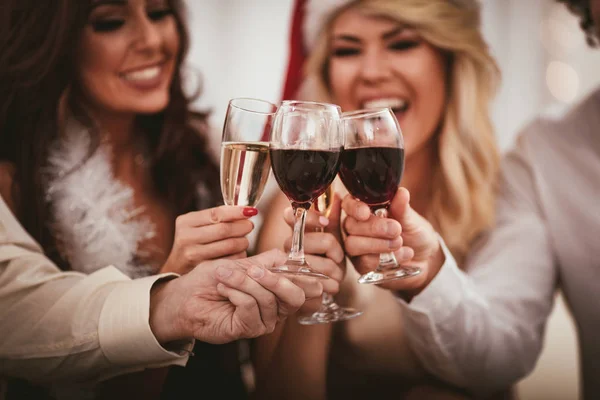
229 97 278 115
280 100 342 112
341 107 392 119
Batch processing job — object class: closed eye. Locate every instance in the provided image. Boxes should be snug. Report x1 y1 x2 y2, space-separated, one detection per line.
388 40 420 51
331 47 361 57
91 19 125 32
148 8 174 21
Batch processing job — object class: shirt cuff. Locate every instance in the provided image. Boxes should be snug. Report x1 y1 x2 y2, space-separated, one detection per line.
396 235 467 323
98 273 193 368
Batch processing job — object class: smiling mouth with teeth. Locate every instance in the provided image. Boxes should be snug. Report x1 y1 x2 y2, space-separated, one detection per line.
122 66 162 81
362 98 409 113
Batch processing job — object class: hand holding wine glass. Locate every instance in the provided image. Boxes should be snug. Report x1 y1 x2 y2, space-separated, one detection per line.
338 108 421 284
342 187 444 295
269 100 343 278
296 185 363 324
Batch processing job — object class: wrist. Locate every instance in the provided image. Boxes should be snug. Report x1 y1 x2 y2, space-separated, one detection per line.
398 238 445 301
149 277 185 344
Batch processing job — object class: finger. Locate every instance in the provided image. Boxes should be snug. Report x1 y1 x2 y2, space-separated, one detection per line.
284 232 345 266
287 275 324 301
181 220 254 245
304 252 344 282
305 255 340 294
341 194 371 221
395 246 415 264
215 283 267 338
344 215 402 240
239 249 288 271
344 235 403 257
177 206 258 228
283 207 329 231
245 266 308 319
215 266 278 333
349 247 415 277
298 296 324 315
349 255 379 276
185 237 250 263
388 187 410 220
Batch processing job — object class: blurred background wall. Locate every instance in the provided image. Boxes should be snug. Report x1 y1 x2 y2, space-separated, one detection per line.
184 1 600 399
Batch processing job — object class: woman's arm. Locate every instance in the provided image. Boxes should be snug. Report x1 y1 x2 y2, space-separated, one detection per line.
342 135 557 396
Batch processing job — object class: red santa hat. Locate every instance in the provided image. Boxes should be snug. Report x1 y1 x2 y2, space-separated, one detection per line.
280 0 353 101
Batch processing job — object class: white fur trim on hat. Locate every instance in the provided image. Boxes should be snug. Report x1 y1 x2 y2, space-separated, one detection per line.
303 0 353 52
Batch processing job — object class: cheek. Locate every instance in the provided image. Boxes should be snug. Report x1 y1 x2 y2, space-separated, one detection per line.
76 36 125 105
328 61 356 110
164 22 181 58
403 53 447 153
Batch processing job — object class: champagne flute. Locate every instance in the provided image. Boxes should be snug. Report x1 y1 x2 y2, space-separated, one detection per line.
269 100 343 278
220 98 276 207
298 184 363 325
339 108 421 284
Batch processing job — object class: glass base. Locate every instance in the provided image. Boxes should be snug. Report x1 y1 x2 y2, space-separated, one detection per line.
358 264 421 285
270 259 329 279
298 302 363 325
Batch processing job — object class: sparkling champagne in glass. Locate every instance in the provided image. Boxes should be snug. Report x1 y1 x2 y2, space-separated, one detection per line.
220 98 276 207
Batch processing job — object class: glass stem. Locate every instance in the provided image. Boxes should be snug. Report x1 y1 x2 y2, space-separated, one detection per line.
288 206 307 263
375 208 399 269
321 292 334 306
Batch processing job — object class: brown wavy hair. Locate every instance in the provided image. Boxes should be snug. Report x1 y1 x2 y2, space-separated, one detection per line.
558 0 598 46
0 0 221 269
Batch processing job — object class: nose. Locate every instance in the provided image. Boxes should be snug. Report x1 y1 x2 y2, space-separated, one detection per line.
133 15 162 51
359 47 393 84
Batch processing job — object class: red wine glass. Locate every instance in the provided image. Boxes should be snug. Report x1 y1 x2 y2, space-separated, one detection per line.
339 108 421 284
269 100 343 278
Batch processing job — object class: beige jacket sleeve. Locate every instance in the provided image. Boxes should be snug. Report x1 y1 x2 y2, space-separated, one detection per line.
0 196 192 384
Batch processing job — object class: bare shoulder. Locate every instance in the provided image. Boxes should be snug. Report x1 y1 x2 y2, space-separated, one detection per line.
0 162 17 213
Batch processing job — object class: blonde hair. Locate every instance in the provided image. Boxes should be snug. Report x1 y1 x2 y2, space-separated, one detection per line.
300 0 500 264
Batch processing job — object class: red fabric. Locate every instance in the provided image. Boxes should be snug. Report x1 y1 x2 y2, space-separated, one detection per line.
281 0 307 101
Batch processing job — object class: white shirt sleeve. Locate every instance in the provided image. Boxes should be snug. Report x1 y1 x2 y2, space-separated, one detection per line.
395 137 558 396
0 196 193 384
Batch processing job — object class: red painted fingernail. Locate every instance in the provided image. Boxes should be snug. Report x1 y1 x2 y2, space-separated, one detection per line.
243 207 258 217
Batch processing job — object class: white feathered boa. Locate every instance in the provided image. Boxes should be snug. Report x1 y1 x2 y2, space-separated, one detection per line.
44 119 157 278
44 119 211 279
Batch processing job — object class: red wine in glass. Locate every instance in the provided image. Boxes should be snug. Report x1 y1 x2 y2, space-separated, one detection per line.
269 100 343 278
270 149 341 209
338 147 404 211
340 108 421 284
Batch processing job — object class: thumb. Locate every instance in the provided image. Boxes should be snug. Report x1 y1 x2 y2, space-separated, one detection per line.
389 187 411 220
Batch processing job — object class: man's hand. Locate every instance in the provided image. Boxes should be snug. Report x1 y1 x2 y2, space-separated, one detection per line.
149 249 322 344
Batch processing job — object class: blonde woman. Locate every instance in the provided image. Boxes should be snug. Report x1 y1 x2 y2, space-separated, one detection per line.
254 0 507 399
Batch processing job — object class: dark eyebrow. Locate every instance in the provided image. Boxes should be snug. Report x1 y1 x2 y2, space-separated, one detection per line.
89 0 127 11
382 26 405 40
